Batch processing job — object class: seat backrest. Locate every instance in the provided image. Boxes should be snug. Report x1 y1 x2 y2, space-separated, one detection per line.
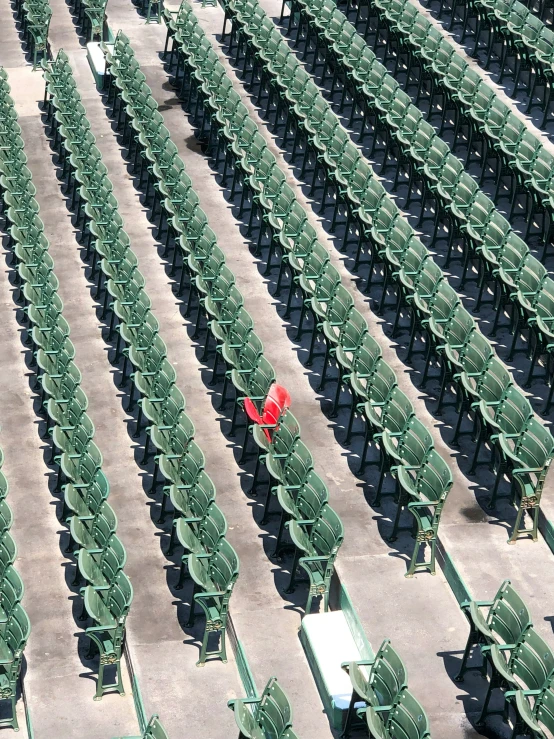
488 580 532 647
198 503 228 552
397 418 434 468
326 285 355 326
513 419 554 484
5 603 30 657
382 389 414 436
99 537 127 585
443 306 475 348
460 331 494 379
269 409 301 457
281 441 314 488
352 333 382 377
535 685 554 735
207 538 239 595
143 714 169 739
0 534 16 581
260 384 291 439
477 356 513 404
386 688 431 738
311 504 344 557
367 358 398 406
293 471 329 520
244 357 277 400
107 571 133 620
258 677 293 737
369 638 408 708
509 626 554 692
0 566 23 619
414 449 452 505
494 387 533 436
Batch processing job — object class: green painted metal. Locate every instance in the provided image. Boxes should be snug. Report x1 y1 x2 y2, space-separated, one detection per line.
338 585 373 661
227 616 258 699
123 643 147 733
436 539 472 604
538 510 554 557
20 672 34 739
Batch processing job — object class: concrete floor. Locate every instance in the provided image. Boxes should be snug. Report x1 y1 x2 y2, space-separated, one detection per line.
0 0 553 735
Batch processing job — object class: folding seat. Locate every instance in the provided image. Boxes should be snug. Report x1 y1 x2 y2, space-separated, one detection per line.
342 638 407 737
0 567 23 636
78 535 126 589
228 676 294 739
51 402 94 459
63 460 109 524
384 93 415 138
118 714 170 739
332 308 369 413
242 382 290 455
0 604 30 730
513 681 554 738
455 67 485 112
448 173 480 229
140 377 184 438
362 358 399 439
345 335 384 442
222 332 264 406
255 407 302 490
60 440 103 490
434 305 476 398
158 440 205 495
496 417 554 542
345 160 375 208
395 240 431 303
287 503 343 612
397 449 452 575
173 502 227 586
126 335 168 393
510 260 548 355
442 55 470 99
373 388 416 472
264 434 312 524
83 570 132 699
513 129 545 182
36 337 76 381
375 78 410 120
274 469 328 557
498 114 527 166
466 190 497 245
457 578 531 684
70 500 118 558
229 356 277 434
478 626 554 729
118 311 159 356
106 271 146 317
369 196 402 256
294 242 331 309
0 502 13 540
423 281 461 364
186 537 239 665
379 216 417 292
366 687 430 738
282 222 320 282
